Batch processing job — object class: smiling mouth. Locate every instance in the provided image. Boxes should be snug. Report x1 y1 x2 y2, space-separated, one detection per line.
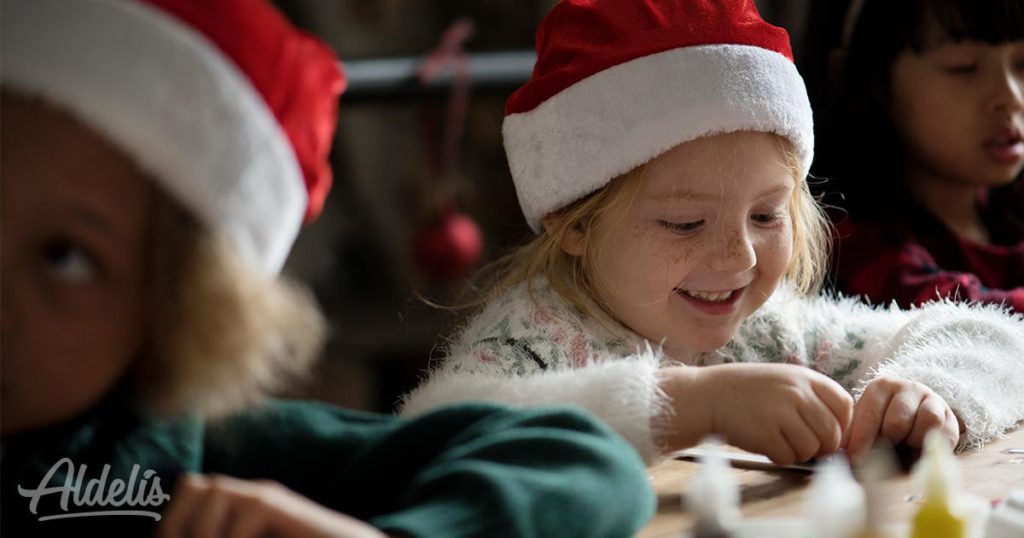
676 289 736 303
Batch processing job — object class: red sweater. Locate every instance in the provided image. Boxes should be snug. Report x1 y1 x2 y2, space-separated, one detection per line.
832 196 1024 313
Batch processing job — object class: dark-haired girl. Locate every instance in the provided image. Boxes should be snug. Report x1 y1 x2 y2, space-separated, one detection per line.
815 0 1024 312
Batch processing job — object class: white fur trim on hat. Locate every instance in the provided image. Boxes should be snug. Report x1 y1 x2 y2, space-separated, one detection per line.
503 44 814 233
1 0 306 276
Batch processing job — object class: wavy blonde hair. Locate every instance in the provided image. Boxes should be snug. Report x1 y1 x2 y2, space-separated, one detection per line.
134 189 325 418
471 133 831 322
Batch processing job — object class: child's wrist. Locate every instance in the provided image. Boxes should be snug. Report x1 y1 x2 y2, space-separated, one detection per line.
656 365 714 451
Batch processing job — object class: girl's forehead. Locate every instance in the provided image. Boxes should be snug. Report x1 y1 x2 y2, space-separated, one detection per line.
3 91 154 231
639 132 795 199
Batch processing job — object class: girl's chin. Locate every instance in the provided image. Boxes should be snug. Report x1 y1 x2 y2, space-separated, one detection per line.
686 325 741 352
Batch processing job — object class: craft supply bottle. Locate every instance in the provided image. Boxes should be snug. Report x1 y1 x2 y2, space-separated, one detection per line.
910 431 967 538
806 455 865 538
686 440 740 538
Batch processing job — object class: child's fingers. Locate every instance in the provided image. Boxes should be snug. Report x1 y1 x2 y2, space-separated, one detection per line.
905 394 954 448
782 413 823 462
845 414 879 460
224 479 322 538
943 407 962 447
228 480 385 538
845 383 895 458
227 498 271 538
764 428 798 465
879 389 920 445
798 401 842 457
193 476 236 538
157 474 209 538
811 377 854 431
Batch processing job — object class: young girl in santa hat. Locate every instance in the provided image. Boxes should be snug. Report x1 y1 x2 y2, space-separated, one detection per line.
401 0 1024 466
814 0 1024 312
0 0 654 536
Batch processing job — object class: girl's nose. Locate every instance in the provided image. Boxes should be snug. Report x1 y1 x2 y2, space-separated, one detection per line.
708 227 756 274
990 62 1024 115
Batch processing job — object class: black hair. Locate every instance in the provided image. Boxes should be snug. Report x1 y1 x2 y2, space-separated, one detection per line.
812 0 1024 220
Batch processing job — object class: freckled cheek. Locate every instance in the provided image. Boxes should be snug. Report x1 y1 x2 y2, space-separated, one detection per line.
640 237 699 291
663 239 699 271
754 230 793 275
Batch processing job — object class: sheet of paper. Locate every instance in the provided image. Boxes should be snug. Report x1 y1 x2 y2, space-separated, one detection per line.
671 447 816 472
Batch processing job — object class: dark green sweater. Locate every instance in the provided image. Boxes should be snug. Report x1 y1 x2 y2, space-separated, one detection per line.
1 393 654 537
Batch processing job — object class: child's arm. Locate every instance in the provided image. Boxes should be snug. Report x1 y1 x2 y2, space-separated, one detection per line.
202 401 655 538
659 362 852 465
401 282 682 462
402 345 671 462
159 474 388 538
404 335 853 465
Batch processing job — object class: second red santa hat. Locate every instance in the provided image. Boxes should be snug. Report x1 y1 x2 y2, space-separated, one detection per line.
2 0 344 276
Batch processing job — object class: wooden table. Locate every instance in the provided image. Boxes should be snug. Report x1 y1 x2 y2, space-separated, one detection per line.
638 427 1024 537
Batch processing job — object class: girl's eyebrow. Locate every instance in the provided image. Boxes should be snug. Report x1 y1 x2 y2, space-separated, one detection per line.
71 206 120 242
653 190 713 202
653 183 792 202
755 184 794 199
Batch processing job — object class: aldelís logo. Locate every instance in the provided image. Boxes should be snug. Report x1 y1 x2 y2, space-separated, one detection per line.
17 458 171 521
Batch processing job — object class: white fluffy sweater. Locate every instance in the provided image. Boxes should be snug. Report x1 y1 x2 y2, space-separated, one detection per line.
400 280 1024 464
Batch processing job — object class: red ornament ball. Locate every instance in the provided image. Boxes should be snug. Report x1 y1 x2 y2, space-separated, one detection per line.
414 210 484 282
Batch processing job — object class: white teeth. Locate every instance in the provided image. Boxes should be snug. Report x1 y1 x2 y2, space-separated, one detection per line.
681 290 733 302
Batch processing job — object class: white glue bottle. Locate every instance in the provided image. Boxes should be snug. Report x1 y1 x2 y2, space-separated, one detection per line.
806 455 866 538
686 440 741 538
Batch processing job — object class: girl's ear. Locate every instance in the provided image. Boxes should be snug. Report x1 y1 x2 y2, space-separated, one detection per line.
542 214 586 257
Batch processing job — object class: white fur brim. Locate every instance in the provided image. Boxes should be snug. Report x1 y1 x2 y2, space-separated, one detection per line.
1 0 306 276
401 346 671 464
503 44 814 232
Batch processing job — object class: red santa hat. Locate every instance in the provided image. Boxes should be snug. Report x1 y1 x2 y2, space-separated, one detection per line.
504 0 814 232
1 0 344 276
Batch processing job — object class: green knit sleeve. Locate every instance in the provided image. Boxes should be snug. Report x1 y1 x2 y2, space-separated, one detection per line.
203 400 654 538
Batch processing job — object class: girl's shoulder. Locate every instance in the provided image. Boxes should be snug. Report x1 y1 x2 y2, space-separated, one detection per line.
448 279 640 371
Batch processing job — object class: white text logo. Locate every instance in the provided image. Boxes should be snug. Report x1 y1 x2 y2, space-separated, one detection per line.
17 458 171 521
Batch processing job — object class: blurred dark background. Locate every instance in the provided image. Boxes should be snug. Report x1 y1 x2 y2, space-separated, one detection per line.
273 0 849 413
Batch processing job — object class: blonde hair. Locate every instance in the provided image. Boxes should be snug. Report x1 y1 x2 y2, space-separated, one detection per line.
473 133 831 322
134 189 326 418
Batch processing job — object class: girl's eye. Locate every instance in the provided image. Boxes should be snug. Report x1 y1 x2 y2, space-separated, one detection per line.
943 64 977 75
752 213 782 225
41 239 99 283
659 219 704 233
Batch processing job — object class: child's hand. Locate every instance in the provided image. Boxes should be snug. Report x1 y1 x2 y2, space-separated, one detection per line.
845 377 961 460
158 474 388 538
694 363 853 465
